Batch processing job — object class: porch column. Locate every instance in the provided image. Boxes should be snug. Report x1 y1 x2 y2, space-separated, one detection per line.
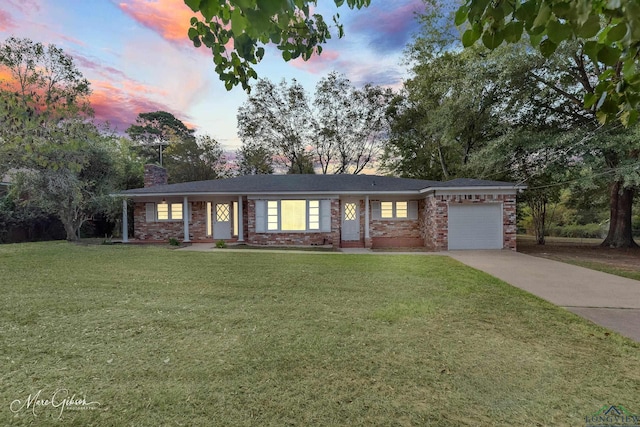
238 195 244 242
364 196 370 239
122 199 129 243
183 196 191 242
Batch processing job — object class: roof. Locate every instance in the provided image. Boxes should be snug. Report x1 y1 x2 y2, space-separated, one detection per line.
118 174 523 197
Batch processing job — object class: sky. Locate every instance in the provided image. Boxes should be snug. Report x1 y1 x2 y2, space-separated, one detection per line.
0 0 425 151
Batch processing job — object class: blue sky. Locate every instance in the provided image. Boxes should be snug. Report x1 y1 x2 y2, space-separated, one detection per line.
0 0 425 151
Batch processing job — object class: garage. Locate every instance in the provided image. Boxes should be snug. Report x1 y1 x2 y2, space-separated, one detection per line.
448 203 503 250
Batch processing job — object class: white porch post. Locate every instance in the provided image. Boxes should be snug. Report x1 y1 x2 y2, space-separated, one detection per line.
183 196 191 242
238 195 244 242
122 199 129 243
364 195 370 240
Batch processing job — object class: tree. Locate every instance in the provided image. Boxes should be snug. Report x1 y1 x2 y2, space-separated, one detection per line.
456 0 640 126
236 140 274 175
0 36 91 121
125 111 195 165
8 121 118 241
400 1 640 247
237 74 392 174
383 45 508 180
468 130 573 245
184 0 370 90
314 72 392 174
0 37 119 242
163 134 228 182
287 151 316 174
237 78 314 173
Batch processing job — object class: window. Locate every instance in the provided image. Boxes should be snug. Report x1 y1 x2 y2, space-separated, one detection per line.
206 202 212 236
171 204 183 220
267 201 278 231
157 203 169 220
157 202 184 221
395 201 408 218
216 204 230 222
262 200 323 232
308 200 320 230
381 202 394 218
374 201 416 220
233 201 239 237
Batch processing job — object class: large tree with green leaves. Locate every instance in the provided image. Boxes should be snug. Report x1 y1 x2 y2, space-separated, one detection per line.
126 111 195 166
456 0 640 126
237 78 314 173
314 72 393 174
164 134 229 182
238 74 392 174
236 140 274 175
383 45 508 180
389 2 639 246
183 0 370 90
0 37 120 242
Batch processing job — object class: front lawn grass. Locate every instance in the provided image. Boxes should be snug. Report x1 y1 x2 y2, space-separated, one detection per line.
1 242 638 426
561 259 640 282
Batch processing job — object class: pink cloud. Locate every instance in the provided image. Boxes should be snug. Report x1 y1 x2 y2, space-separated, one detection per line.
72 53 129 81
5 0 41 14
90 80 194 133
350 0 424 53
290 49 340 74
0 10 16 31
118 0 197 46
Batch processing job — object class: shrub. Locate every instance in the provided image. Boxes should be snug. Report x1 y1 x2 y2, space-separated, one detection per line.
215 240 227 248
168 237 181 246
546 223 605 239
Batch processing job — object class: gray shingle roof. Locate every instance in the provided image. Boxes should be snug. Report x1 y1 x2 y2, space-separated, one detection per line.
118 174 522 197
441 178 520 187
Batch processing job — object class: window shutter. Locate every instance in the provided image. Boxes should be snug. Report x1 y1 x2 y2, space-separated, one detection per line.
408 200 418 219
320 199 331 232
255 200 266 233
371 201 381 220
188 202 193 221
145 203 156 222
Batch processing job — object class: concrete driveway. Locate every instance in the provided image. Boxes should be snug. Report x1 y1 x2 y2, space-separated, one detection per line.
448 250 640 342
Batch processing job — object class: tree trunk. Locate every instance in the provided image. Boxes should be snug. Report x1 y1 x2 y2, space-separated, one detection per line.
601 181 638 248
62 219 79 242
528 195 546 245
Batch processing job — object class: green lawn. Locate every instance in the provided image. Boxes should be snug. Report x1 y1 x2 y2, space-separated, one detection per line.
562 259 640 282
1 242 638 426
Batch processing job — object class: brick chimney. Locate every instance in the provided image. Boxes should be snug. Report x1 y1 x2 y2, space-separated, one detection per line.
144 164 168 188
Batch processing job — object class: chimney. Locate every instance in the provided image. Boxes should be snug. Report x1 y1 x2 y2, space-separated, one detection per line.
144 164 168 188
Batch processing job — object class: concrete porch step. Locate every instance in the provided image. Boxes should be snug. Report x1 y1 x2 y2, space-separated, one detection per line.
340 240 365 248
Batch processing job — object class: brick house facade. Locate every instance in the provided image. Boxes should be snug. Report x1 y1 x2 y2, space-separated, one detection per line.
119 167 524 251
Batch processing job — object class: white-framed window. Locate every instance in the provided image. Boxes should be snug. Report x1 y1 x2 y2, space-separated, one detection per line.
373 201 417 220
257 199 329 232
157 202 183 221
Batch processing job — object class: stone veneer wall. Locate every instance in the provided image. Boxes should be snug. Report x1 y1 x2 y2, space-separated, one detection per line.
421 194 517 251
246 199 340 246
133 201 209 242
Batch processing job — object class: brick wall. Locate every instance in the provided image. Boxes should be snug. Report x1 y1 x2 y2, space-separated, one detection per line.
143 164 168 187
370 215 422 248
422 194 517 251
246 199 340 247
133 201 209 242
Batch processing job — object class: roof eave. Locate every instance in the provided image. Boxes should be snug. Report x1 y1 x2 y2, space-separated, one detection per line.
114 189 427 198
420 185 526 194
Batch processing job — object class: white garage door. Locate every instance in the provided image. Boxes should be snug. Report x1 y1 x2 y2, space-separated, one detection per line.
448 203 503 250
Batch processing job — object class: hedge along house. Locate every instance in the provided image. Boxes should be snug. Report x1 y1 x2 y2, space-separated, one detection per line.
116 165 525 251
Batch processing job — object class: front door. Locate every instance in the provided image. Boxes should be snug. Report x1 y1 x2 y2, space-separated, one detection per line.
213 203 232 239
341 201 360 241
